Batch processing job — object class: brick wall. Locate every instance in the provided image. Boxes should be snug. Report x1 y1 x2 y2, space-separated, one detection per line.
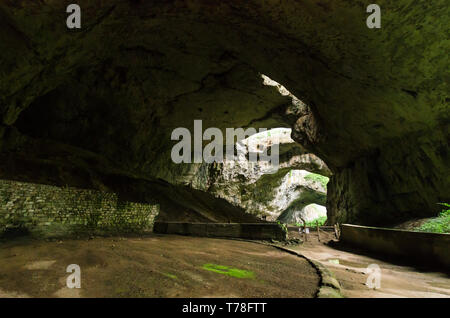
0 179 159 238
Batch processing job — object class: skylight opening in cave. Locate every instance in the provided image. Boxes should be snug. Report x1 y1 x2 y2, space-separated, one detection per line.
239 127 293 155
274 169 329 226
226 127 294 175
255 74 330 225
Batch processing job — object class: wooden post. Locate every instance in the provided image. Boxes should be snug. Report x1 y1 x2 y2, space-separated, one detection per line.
334 223 339 239
303 220 308 242
317 220 320 242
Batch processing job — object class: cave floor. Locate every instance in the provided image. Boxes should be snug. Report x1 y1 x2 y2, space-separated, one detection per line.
0 234 319 298
287 230 450 298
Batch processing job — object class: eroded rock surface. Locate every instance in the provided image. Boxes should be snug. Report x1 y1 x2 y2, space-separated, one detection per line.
207 165 328 220
171 129 330 221
281 204 328 225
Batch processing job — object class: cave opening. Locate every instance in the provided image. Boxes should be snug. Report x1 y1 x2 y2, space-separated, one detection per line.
215 125 331 227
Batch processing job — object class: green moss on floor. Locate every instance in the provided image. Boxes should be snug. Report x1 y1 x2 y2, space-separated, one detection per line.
202 263 255 279
163 273 177 279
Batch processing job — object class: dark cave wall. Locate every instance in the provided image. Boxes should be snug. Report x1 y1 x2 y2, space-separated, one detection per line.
327 127 449 226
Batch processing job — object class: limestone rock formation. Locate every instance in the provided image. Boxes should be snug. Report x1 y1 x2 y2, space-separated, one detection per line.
278 204 327 225
172 129 330 221
208 166 328 221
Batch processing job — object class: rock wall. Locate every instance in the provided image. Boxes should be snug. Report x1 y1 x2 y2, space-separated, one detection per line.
0 179 160 238
278 204 327 225
152 128 330 221
327 128 449 226
200 164 328 221
177 128 329 220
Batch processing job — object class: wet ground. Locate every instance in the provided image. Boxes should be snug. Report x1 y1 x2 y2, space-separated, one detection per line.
0 234 319 298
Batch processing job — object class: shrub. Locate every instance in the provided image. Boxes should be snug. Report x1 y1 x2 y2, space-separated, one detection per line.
416 203 450 234
295 215 327 227
276 220 288 234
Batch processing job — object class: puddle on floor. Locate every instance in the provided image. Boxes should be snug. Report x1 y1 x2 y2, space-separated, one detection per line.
326 258 367 268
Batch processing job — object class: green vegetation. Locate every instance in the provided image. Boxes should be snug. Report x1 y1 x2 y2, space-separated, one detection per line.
276 220 288 234
295 216 327 227
163 273 177 279
202 263 255 279
416 203 450 234
304 173 329 188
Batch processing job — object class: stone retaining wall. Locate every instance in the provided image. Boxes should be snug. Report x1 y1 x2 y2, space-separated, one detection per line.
0 179 159 238
340 224 450 270
153 222 287 240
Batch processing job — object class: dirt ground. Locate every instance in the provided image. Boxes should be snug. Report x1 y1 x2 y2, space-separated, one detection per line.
0 234 319 298
288 229 450 298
